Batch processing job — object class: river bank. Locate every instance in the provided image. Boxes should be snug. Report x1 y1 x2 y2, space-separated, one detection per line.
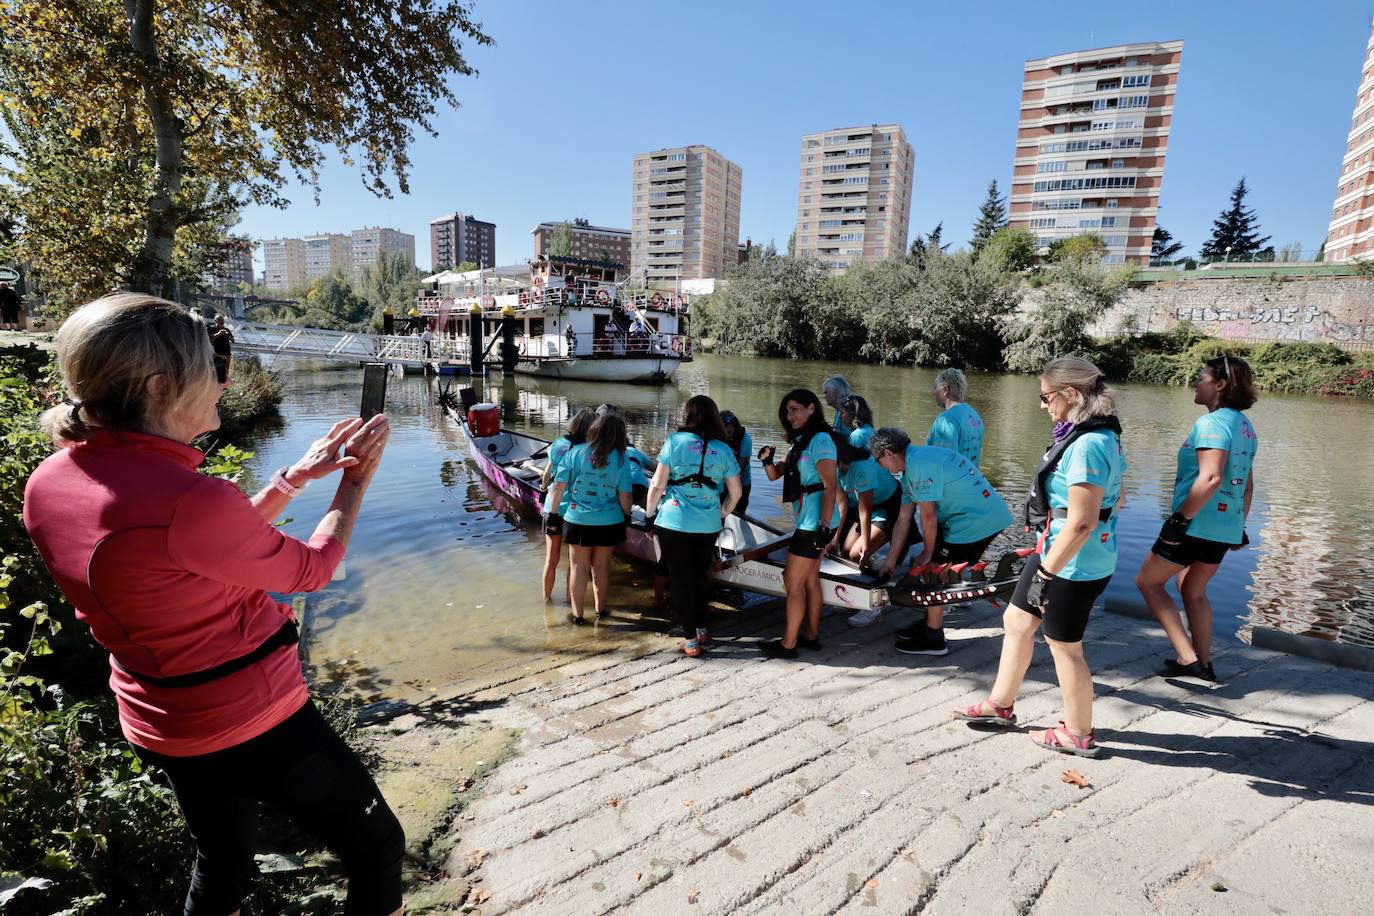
399 596 1374 914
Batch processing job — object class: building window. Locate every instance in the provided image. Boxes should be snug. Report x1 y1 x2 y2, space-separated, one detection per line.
1037 161 1067 173
1122 74 1149 88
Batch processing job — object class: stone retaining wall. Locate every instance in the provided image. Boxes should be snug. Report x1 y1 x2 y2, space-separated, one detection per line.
1092 274 1374 348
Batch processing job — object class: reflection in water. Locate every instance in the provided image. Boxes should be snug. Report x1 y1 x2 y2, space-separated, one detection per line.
242 354 1374 706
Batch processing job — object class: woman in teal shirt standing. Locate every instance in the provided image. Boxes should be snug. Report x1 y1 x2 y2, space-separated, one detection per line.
926 367 985 466
720 410 753 516
952 357 1125 758
645 396 742 657
548 413 635 623
539 408 594 603
758 389 840 659
1135 355 1258 686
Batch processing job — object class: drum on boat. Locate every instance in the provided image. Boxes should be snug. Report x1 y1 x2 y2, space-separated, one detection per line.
468 403 501 437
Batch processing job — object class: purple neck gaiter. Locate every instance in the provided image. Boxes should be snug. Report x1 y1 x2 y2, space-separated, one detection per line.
1052 420 1076 442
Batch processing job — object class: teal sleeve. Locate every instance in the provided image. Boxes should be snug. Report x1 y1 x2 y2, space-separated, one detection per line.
553 459 572 485
722 446 740 478
926 416 957 450
618 459 634 493
1063 437 1110 488
1193 413 1233 451
811 433 837 462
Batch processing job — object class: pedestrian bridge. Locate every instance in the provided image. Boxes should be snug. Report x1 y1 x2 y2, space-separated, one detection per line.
227 320 473 371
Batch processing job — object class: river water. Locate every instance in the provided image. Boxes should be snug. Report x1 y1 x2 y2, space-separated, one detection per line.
234 354 1374 706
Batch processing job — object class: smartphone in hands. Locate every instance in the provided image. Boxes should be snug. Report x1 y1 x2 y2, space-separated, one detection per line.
360 362 388 419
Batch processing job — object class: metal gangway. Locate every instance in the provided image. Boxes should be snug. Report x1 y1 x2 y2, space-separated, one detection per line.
227 320 472 371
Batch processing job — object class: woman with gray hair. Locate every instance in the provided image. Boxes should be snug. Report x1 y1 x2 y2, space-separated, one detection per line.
926 367 985 466
821 374 852 435
23 294 403 915
951 356 1126 758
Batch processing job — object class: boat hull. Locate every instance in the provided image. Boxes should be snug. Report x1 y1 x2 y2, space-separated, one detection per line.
514 356 683 384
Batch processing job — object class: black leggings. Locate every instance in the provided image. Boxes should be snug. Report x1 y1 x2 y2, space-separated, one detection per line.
656 527 720 634
136 700 405 916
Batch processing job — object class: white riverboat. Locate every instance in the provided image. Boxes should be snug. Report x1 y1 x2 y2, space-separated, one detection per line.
415 256 692 384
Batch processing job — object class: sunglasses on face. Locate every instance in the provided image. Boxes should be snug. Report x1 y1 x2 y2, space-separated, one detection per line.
1039 391 1055 405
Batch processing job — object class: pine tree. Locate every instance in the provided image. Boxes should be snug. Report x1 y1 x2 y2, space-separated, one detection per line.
1151 226 1184 262
1200 178 1271 261
970 181 1007 256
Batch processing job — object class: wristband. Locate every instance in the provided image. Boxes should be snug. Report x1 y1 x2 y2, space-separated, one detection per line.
271 466 306 497
644 513 657 529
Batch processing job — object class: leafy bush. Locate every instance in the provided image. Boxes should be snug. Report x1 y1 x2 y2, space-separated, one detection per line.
1002 258 1131 372
217 354 285 435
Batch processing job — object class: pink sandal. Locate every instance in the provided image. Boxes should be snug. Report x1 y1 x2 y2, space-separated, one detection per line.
1033 721 1101 757
952 699 1017 727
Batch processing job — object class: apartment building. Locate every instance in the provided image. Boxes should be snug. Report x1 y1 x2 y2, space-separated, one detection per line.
302 233 352 280
1008 40 1184 265
1325 21 1374 262
205 245 255 293
631 145 742 284
531 220 631 266
794 124 915 272
262 237 305 291
431 213 496 271
351 226 416 278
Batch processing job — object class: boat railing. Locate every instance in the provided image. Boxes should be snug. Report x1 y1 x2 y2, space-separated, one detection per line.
557 330 692 359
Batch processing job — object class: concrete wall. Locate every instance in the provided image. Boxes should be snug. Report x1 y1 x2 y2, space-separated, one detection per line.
1094 274 1374 349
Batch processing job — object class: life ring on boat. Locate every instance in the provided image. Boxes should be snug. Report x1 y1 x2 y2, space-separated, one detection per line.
596 289 611 305
650 292 664 308
519 291 530 306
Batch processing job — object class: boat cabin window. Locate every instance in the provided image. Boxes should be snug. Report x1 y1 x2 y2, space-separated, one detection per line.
528 317 544 338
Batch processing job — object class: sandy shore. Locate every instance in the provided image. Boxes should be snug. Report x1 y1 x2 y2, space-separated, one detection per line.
404 597 1372 914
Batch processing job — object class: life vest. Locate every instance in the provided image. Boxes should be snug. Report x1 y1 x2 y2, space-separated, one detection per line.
1024 415 1123 530
781 428 842 504
667 433 723 492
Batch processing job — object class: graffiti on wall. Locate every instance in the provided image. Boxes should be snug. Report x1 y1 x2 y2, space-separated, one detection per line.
1174 305 1374 344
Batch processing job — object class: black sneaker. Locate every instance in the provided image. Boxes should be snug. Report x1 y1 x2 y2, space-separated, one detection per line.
798 635 822 651
760 640 799 660
1158 658 1218 686
895 627 948 656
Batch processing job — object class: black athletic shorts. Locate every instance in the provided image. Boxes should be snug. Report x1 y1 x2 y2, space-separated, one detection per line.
931 532 998 566
1010 553 1110 643
564 520 626 548
788 528 826 559
1150 534 1231 567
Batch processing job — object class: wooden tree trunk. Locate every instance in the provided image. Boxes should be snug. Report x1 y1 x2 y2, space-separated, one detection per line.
125 0 182 296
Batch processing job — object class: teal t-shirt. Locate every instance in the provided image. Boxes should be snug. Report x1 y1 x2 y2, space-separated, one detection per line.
654 432 740 534
1044 429 1128 581
1172 408 1257 545
849 424 875 449
735 430 753 489
625 445 653 489
926 402 985 466
792 432 842 531
542 436 577 514
840 456 900 524
898 444 1013 544
553 444 634 526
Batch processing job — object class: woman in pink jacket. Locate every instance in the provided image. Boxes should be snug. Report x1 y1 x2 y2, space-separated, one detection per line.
24 294 402 916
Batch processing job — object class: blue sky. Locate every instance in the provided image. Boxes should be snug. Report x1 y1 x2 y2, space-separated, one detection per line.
238 1 1373 273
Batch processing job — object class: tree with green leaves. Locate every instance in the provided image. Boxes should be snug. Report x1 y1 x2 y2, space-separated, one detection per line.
0 0 492 310
548 222 574 257
1151 226 1184 262
1049 233 1107 263
1002 258 1131 372
979 227 1038 273
1200 178 1271 261
970 180 1007 256
359 249 427 330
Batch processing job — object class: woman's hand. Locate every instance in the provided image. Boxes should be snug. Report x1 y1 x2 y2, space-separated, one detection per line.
287 418 367 484
341 415 391 485
757 445 776 465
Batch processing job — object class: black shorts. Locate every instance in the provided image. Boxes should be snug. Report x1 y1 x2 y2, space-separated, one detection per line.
932 532 998 566
135 700 404 915
788 528 826 559
1010 553 1110 643
1151 534 1230 567
564 520 626 547
0 303 18 324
